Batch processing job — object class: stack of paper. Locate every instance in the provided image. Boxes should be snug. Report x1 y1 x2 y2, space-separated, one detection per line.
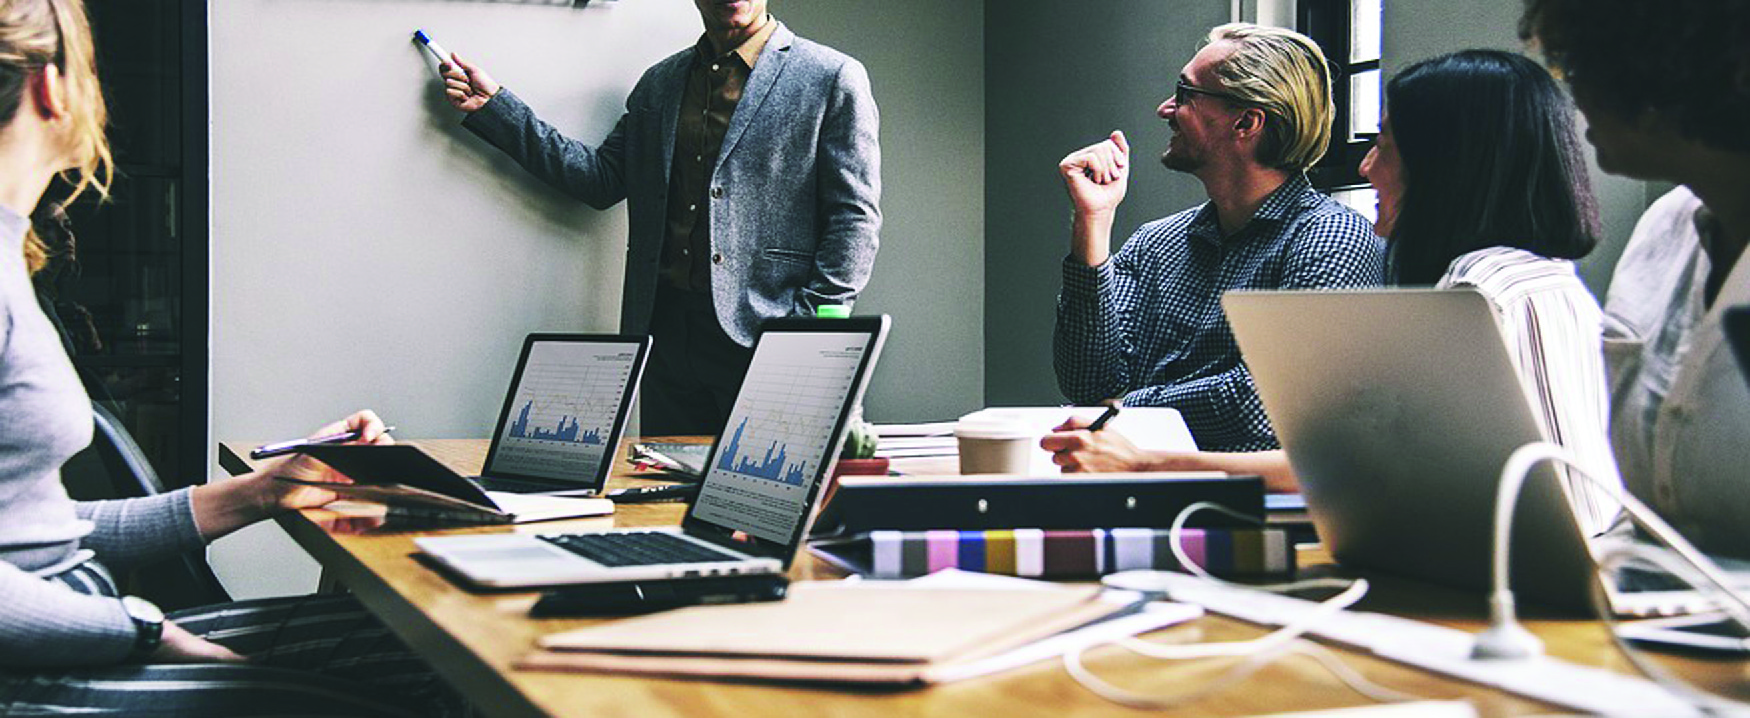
874 407 1200 474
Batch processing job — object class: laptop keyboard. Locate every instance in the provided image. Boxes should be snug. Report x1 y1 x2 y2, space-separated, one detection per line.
539 532 744 567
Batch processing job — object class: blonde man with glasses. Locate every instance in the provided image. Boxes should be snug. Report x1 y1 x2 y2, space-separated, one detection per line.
1054 23 1384 452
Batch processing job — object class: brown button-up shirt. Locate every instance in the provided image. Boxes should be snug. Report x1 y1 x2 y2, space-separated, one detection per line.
660 17 778 293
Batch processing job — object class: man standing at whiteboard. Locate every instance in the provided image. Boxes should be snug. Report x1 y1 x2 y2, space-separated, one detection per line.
439 0 881 435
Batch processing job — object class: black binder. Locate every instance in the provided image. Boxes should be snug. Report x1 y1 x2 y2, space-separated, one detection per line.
808 473 1264 539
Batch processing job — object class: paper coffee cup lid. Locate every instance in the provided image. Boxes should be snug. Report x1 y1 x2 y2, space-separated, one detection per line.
954 413 1032 440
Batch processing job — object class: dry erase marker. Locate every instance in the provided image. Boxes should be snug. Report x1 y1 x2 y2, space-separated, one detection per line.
250 425 396 460
412 29 452 73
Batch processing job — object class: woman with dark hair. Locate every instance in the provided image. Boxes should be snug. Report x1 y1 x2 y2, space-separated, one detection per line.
1373 50 1598 285
0 1 465 714
1521 0 1750 559
1043 49 1623 536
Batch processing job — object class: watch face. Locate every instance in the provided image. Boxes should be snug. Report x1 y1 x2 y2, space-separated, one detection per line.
122 595 164 624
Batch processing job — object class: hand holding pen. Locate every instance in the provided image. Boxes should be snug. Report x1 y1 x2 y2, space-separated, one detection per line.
1040 400 1147 473
251 413 395 459
1085 399 1122 432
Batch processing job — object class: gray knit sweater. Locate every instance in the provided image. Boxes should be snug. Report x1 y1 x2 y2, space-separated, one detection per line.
0 205 203 667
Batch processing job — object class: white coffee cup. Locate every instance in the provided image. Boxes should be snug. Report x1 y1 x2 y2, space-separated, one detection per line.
955 414 1034 474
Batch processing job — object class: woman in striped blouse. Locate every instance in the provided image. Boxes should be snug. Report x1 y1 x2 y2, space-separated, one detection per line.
1044 49 1624 537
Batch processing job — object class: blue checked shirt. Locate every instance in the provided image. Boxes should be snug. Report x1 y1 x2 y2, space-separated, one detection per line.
1054 173 1385 452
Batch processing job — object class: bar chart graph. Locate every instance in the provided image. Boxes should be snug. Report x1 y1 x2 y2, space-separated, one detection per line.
716 418 809 486
488 340 640 482
694 331 873 542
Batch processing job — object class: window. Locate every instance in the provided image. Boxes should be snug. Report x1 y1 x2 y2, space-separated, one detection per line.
48 0 208 489
1298 0 1381 193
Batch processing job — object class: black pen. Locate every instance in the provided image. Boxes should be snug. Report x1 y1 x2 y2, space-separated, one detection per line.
1086 402 1122 432
250 426 396 460
606 484 699 503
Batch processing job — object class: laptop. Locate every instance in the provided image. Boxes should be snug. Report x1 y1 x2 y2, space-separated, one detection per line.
416 315 891 588
1223 288 1601 611
471 334 652 496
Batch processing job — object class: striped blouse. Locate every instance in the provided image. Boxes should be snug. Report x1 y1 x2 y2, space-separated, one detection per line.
1437 246 1623 536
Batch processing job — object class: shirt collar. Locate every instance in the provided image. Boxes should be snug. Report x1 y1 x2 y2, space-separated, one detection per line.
1187 173 1315 246
694 15 778 70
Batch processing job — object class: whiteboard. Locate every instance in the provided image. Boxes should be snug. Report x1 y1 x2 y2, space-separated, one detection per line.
211 0 699 443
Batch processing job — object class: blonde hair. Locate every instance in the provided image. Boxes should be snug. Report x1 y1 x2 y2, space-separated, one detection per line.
1205 23 1334 171
0 0 111 274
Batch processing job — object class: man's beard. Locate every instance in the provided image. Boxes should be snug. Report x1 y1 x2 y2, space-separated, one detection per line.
1160 133 1201 173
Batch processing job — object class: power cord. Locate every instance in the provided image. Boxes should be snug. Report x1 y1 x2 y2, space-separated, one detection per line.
1063 502 1433 709
1481 441 1750 713
1590 543 1750 715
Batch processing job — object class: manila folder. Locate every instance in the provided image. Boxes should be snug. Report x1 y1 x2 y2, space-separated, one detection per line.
520 583 1116 684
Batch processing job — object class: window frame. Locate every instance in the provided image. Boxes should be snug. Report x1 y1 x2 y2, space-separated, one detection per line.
1298 0 1380 192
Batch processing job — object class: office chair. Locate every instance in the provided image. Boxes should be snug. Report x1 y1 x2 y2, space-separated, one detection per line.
66 402 232 610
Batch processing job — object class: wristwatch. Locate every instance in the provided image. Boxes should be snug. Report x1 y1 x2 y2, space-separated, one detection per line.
120 595 164 660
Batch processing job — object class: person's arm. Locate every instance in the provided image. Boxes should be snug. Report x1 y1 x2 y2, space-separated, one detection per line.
0 561 244 666
795 59 881 314
447 54 630 210
1118 365 1274 452
1039 417 1299 493
1053 238 1147 405
74 490 202 571
1058 130 1129 267
188 410 391 541
1053 132 1143 404
0 562 135 667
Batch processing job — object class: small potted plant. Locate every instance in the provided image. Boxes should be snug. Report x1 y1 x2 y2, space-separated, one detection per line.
833 415 889 477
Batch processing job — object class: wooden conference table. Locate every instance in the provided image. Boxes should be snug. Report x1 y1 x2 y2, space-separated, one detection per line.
217 438 1750 718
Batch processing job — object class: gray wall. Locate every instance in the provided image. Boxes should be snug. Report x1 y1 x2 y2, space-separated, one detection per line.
1383 0 1652 296
207 0 984 597
984 0 1231 406
778 1 986 424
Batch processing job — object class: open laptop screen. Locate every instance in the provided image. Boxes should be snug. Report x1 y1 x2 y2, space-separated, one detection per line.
480 334 651 493
687 318 887 550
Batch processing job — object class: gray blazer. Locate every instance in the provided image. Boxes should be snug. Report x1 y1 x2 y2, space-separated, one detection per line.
464 23 881 346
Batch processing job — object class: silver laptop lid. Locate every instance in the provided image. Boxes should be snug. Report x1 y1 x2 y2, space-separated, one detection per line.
1224 288 1598 610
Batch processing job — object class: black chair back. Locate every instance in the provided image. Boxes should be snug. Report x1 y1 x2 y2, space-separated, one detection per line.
73 403 232 609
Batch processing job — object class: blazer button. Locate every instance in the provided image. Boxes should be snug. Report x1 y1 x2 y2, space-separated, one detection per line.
710 187 724 199
712 253 724 265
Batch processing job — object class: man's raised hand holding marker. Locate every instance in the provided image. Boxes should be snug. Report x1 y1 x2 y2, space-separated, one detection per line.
441 55 499 113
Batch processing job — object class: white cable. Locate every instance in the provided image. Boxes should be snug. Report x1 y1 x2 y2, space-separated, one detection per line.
1065 638 1429 710
1168 500 1354 593
1063 502 1433 708
1485 443 1750 641
1112 578 1369 660
1485 441 1750 712
1588 543 1750 715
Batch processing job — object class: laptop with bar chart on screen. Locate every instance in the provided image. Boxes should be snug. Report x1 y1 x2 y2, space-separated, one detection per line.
417 316 891 588
469 333 653 496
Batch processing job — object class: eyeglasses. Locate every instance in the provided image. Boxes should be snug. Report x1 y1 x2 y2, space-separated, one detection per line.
1174 80 1249 107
